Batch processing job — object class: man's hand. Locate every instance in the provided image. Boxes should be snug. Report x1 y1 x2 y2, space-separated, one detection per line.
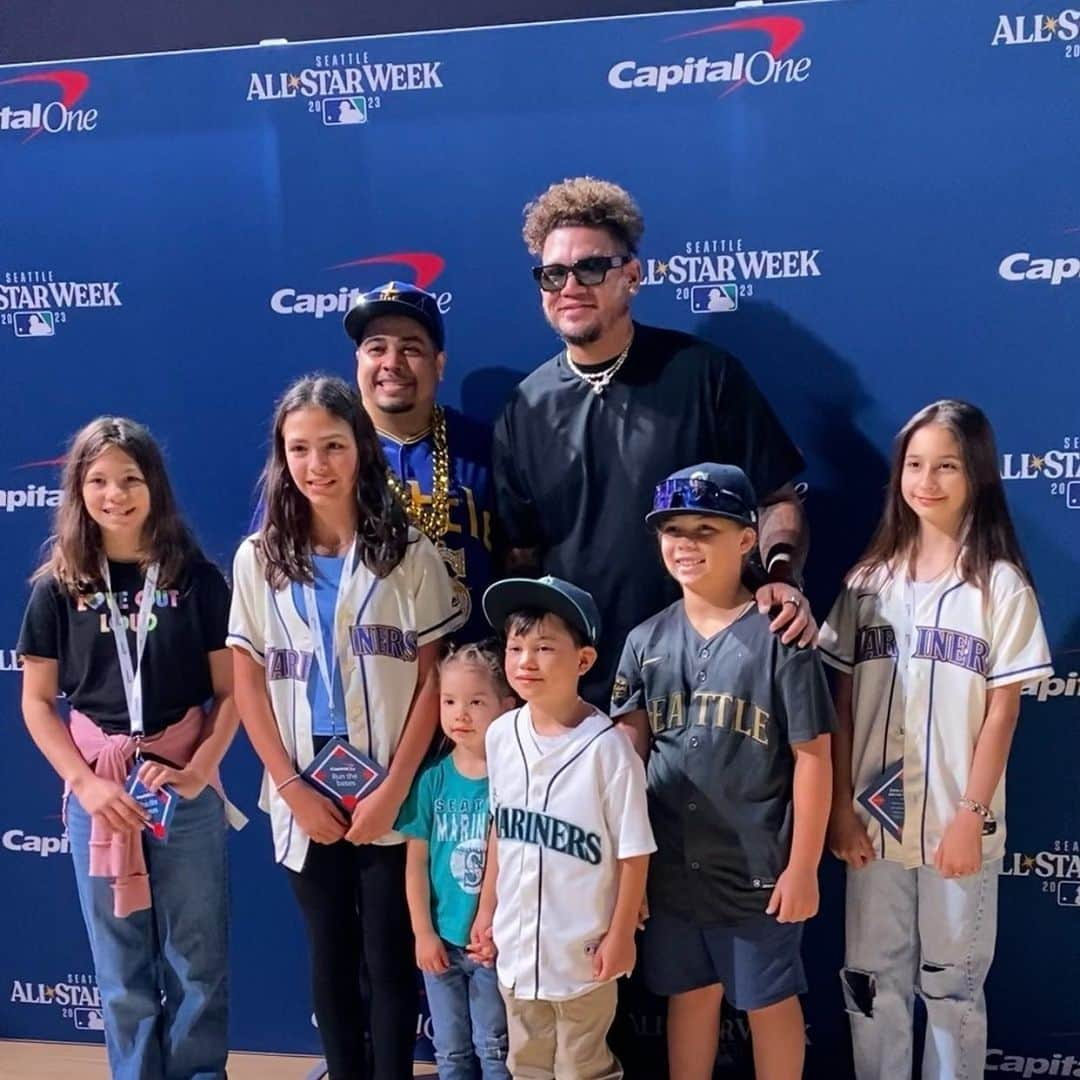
756 582 817 647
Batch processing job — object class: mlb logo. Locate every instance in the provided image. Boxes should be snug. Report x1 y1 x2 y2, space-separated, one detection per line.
13 311 55 337
690 284 738 314
1056 881 1080 907
73 1007 105 1030
1066 481 1080 510
322 96 368 126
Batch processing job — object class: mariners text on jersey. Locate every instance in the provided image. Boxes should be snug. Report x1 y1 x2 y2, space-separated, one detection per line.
495 806 603 865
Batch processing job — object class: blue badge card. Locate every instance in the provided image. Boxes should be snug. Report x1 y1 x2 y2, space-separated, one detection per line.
301 737 386 811
857 760 904 842
124 768 179 841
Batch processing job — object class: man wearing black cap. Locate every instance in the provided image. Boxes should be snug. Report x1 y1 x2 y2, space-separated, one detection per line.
344 281 497 642
493 178 814 710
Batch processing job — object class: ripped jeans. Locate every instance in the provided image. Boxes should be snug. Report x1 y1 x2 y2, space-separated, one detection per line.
841 857 1001 1080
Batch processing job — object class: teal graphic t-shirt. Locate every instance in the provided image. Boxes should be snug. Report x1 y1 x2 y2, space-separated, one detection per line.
396 755 490 946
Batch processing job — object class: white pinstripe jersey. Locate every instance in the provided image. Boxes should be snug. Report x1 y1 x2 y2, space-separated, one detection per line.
819 559 1052 867
486 706 655 1001
227 530 457 871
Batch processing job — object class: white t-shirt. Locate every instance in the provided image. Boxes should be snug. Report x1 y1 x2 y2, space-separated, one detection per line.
227 530 457 871
819 560 1052 868
486 704 656 1001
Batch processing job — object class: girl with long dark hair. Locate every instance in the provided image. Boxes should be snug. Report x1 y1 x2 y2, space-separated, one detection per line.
18 416 236 1079
229 375 456 1079
820 400 1053 1080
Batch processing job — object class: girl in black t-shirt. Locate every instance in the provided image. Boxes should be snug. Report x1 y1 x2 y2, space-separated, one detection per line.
17 416 237 1080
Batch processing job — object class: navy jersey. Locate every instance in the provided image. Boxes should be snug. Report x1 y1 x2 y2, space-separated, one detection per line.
611 602 835 926
378 406 497 643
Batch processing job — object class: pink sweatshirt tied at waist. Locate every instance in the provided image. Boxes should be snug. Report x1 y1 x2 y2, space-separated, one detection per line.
66 706 225 918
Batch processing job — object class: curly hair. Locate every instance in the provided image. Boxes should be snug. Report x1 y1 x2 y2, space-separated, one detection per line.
522 177 645 256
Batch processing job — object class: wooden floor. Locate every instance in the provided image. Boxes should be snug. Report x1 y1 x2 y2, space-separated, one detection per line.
0 1041 437 1078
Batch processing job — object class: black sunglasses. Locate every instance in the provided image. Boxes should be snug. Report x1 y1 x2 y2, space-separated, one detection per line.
531 255 632 293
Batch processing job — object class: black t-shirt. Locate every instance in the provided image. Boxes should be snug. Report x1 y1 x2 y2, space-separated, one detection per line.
611 602 835 925
492 322 805 706
17 557 231 735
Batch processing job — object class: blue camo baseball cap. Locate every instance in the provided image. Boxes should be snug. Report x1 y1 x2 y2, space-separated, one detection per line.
343 280 445 351
645 462 758 529
482 576 601 646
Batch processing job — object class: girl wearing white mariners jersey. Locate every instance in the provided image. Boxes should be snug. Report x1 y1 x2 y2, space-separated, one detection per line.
820 400 1053 1080
229 375 457 1080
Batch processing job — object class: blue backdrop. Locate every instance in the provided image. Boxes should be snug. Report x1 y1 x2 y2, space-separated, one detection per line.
1 1 1077 1075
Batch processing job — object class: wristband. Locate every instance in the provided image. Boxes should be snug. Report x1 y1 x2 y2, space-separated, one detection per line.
766 543 795 572
957 797 993 820
276 773 301 793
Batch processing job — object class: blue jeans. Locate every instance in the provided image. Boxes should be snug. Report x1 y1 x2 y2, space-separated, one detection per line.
842 857 1001 1080
423 944 509 1080
68 786 230 1080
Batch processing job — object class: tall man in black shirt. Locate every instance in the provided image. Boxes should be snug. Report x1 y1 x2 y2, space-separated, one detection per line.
493 177 815 709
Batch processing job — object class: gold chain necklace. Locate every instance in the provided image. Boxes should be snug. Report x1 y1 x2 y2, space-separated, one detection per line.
385 404 451 540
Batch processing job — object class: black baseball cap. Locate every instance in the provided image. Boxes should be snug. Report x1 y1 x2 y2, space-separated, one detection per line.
645 463 758 529
482 576 601 646
343 280 445 351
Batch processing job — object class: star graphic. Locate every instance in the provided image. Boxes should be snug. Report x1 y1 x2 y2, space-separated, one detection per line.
1021 854 1036 871
1030 454 1046 473
287 74 300 89
379 282 401 301
1044 15 1058 32
655 261 670 277
44 986 55 1000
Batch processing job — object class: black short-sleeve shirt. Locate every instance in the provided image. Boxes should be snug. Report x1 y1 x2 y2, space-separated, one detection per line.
611 602 835 925
492 322 804 706
17 557 231 735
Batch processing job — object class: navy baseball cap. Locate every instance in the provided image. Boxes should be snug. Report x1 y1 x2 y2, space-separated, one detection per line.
645 463 758 529
343 280 445 351
482 576 601 646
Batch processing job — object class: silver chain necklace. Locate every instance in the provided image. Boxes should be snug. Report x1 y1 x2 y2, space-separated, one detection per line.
564 332 634 396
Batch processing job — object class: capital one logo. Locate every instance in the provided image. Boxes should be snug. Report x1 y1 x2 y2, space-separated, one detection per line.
608 16 812 96
0 70 98 142
270 251 451 320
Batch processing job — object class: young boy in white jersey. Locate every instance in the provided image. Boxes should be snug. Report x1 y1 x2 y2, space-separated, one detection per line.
471 576 655 1080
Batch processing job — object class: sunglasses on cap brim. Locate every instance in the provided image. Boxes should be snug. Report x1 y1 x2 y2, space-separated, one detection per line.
651 477 756 523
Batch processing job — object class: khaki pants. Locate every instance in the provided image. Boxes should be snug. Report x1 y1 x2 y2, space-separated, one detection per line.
500 981 622 1079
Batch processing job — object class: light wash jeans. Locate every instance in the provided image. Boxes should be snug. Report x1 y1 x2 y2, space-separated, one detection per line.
842 857 1001 1080
423 943 509 1080
68 787 230 1080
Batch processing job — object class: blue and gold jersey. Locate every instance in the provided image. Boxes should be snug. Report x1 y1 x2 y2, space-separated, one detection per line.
378 406 497 643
